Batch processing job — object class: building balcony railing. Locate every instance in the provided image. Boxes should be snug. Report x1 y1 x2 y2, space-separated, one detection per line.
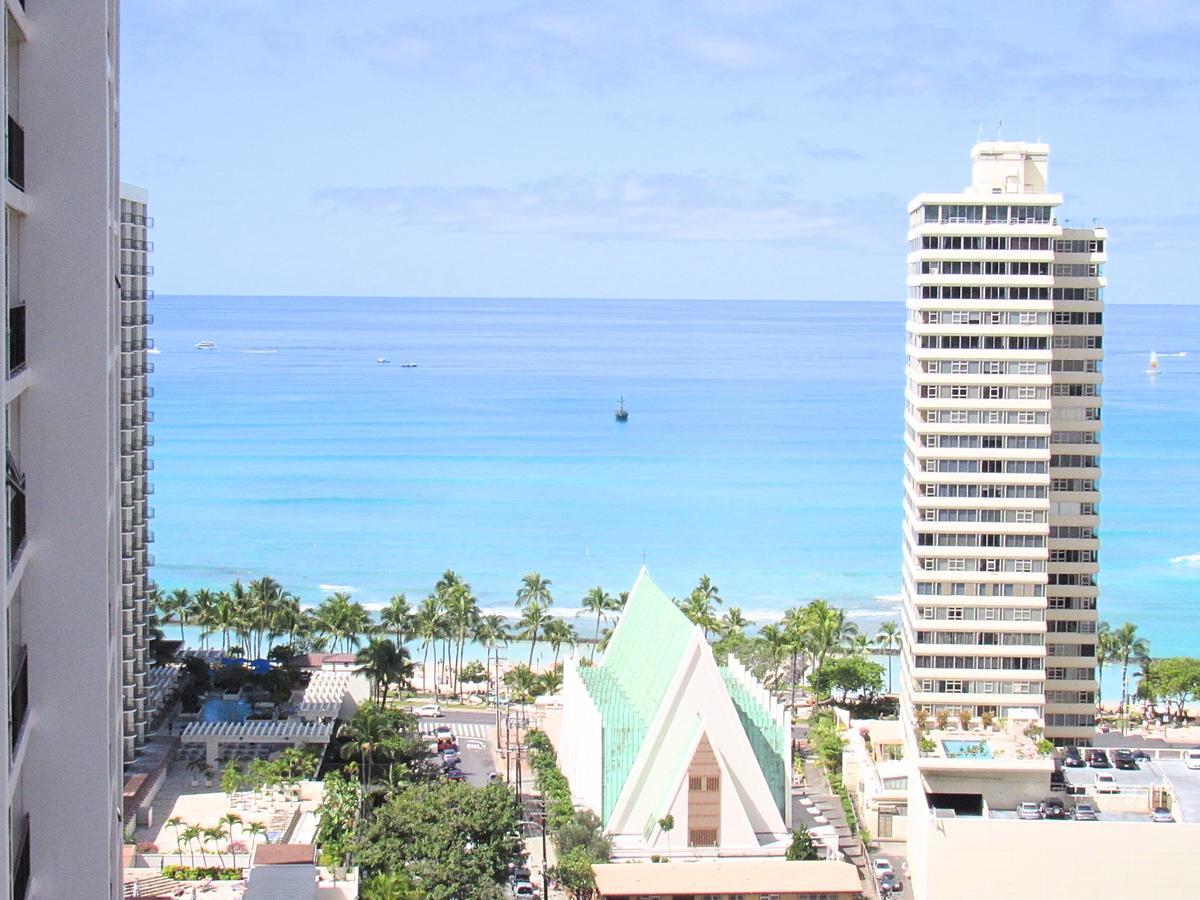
11 813 30 900
9 645 28 759
7 472 27 572
7 304 25 377
121 289 155 302
121 338 155 353
121 314 154 327
121 265 154 277
120 213 155 227
7 115 24 191
121 361 155 378
120 239 154 252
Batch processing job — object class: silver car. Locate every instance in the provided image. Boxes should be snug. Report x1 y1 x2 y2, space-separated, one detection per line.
1152 807 1174 823
1017 801 1042 820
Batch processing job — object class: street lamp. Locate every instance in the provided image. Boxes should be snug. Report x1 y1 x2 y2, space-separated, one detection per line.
519 818 550 900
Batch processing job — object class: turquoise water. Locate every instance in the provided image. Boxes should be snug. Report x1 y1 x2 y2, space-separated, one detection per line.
941 740 993 760
202 698 251 723
148 297 1200 665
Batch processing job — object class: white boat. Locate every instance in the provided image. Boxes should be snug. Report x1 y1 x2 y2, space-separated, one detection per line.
377 357 391 365
195 341 216 350
1145 351 1159 375
401 362 418 368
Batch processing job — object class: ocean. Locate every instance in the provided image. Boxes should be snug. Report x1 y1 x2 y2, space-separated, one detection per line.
148 296 1200 666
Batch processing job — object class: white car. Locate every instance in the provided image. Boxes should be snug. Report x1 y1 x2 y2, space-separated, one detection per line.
1185 749 1200 770
873 858 894 879
413 703 443 717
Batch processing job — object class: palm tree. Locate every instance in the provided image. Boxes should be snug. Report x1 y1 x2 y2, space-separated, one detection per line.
164 588 191 643
316 592 372 653
578 586 618 662
180 824 203 868
379 594 414 646
873 622 902 694
543 619 577 667
757 623 789 687
445 583 480 696
1110 622 1151 732
679 590 718 639
220 813 242 858
339 704 404 786
414 594 447 700
356 637 414 708
189 589 218 649
518 600 552 668
1096 621 1116 702
247 576 285 658
475 613 510 700
204 826 226 868
244 822 266 855
694 575 722 607
720 606 751 637
516 572 553 611
165 816 186 865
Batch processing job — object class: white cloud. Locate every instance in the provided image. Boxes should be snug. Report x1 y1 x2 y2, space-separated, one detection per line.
678 33 779 70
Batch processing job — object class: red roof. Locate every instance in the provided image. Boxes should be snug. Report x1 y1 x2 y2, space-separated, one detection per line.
253 843 315 866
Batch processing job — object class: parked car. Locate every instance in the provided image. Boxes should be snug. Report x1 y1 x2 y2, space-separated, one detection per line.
441 750 461 767
1185 749 1200 770
1062 746 1086 768
1152 807 1174 823
1087 749 1111 768
1017 801 1043 820
1132 749 1151 762
413 703 444 717
445 769 466 783
1113 749 1138 770
1072 803 1098 821
1040 798 1067 819
873 859 894 879
512 881 535 897
1094 772 1119 794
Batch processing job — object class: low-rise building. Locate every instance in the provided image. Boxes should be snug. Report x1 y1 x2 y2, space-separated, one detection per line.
592 859 863 899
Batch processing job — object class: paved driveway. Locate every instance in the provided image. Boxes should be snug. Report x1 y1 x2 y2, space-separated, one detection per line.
1155 760 1200 823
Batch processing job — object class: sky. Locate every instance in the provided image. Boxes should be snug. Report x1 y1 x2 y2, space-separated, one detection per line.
121 0 1200 303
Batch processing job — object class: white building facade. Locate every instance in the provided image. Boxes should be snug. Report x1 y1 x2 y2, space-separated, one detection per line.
901 142 1104 746
3 1 124 898
119 183 154 762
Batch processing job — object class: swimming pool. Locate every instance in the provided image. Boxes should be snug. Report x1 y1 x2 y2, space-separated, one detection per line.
203 698 252 723
941 740 993 759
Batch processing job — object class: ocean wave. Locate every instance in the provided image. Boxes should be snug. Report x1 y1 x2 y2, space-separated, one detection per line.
874 593 902 604
319 583 358 592
243 348 279 354
1170 554 1200 566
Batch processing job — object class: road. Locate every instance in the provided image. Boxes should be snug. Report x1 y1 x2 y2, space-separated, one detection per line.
417 709 500 787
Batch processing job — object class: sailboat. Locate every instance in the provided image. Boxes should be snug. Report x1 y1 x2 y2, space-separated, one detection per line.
614 396 628 422
1145 351 1159 376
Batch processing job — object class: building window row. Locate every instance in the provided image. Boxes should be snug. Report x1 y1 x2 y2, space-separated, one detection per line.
1055 239 1105 254
922 204 1053 224
1049 525 1096 540
1045 713 1096 727
1052 287 1100 301
1053 311 1103 325
918 334 1050 350
1048 573 1096 586
1050 501 1098 516
917 533 1045 548
920 483 1047 499
919 310 1049 326
1051 383 1100 397
1052 360 1101 373
914 656 1044 671
1046 690 1096 704
922 359 1048 375
1048 596 1098 610
920 457 1047 474
917 260 1053 277
919 433 1047 450
921 409 1048 425
919 508 1045 524
915 234 1055 251
1054 263 1102 277
1050 430 1098 444
916 631 1045 647
913 582 1045 598
917 382 1047 400
917 605 1042 622
917 285 1062 302
1050 454 1099 468
1050 406 1102 422
919 679 1039 695
1051 335 1103 350
1048 642 1096 657
921 557 1043 573
1046 666 1096 680
1050 478 1097 492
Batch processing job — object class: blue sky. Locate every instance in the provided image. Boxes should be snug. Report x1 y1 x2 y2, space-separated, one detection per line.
122 0 1200 302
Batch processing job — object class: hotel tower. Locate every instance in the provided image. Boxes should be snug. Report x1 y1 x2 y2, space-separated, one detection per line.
2 1 125 898
119 183 155 763
902 142 1104 747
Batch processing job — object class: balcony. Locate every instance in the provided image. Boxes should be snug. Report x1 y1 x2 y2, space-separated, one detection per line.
7 471 26 572
7 304 25 377
121 314 154 327
120 213 155 227
11 813 29 900
120 238 154 252
121 289 155 302
121 265 154 277
7 116 24 191
9 645 28 758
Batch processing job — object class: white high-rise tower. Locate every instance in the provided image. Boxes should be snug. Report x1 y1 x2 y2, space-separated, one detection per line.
901 142 1104 746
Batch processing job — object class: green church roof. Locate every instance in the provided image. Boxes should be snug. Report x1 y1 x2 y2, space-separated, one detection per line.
578 568 696 820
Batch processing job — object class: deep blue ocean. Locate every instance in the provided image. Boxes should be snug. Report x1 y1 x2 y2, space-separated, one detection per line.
149 297 1200 661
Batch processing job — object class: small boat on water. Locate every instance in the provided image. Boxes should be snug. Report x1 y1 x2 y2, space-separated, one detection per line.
195 341 216 350
1145 351 1159 375
401 362 418 368
615 396 628 422
377 357 391 364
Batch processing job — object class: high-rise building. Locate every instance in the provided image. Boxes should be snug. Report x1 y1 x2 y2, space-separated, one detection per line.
901 142 1104 746
119 183 155 762
2 2 124 898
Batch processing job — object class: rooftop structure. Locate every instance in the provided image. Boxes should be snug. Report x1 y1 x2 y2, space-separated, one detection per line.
591 859 863 898
1 1 125 896
559 569 790 858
